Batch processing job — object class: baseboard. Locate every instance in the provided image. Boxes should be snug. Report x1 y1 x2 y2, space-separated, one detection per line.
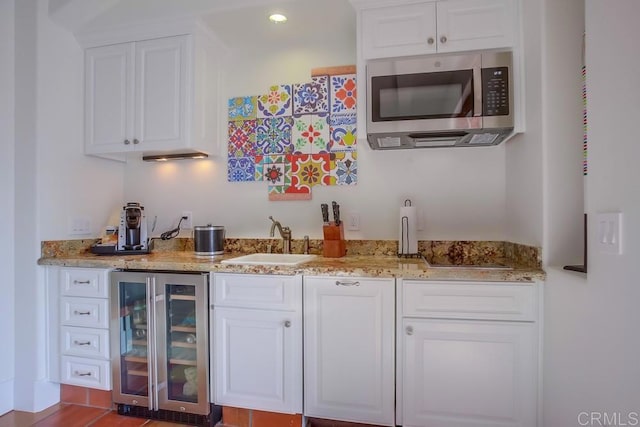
13 379 59 412
0 378 14 415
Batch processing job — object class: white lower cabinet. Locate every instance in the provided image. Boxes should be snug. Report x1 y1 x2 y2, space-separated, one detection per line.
399 280 539 427
303 276 395 426
47 267 112 390
212 274 302 414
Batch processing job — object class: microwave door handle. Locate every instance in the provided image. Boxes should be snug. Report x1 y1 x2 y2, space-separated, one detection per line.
473 64 482 116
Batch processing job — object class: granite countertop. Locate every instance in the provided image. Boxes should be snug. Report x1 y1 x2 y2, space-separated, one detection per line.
37 247 545 282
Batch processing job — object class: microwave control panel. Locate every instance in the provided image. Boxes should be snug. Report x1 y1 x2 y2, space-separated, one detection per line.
482 67 510 116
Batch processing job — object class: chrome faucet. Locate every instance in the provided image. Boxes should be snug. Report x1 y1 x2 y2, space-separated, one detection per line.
269 216 292 254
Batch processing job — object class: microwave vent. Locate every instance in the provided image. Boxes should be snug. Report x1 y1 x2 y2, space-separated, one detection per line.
467 133 500 145
377 136 402 148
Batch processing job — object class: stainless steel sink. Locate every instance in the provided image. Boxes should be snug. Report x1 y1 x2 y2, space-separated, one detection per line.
221 253 317 266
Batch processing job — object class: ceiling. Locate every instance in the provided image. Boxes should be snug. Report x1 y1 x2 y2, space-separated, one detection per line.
73 0 356 50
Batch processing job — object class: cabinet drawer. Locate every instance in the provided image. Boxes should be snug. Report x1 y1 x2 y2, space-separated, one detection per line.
60 268 109 298
61 297 109 328
61 326 110 359
403 281 537 321
213 274 300 310
61 355 111 390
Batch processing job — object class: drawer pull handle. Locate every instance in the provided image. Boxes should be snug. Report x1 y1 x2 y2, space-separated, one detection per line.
73 340 92 346
74 310 91 316
406 326 414 336
284 320 291 328
73 280 91 285
335 280 360 287
74 371 92 377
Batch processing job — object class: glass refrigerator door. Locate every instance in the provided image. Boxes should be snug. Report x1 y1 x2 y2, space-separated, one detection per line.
156 273 209 415
111 272 152 408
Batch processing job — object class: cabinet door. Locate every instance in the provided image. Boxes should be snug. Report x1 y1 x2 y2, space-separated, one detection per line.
362 2 437 59
304 277 395 426
134 36 188 151
84 43 134 154
214 307 302 413
402 318 537 427
436 0 515 53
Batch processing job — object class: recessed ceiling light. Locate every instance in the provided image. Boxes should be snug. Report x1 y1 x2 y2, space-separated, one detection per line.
268 13 287 24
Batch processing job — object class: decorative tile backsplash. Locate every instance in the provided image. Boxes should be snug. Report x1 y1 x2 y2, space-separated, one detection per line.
227 67 357 200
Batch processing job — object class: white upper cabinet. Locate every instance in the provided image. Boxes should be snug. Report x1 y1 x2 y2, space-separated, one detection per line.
360 0 516 59
84 43 134 154
362 2 438 58
133 36 187 152
436 0 515 53
84 29 223 159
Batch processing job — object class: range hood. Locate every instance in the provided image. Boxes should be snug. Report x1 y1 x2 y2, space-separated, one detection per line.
368 128 514 150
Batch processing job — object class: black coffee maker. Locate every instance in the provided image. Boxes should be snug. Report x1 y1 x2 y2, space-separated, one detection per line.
117 202 149 252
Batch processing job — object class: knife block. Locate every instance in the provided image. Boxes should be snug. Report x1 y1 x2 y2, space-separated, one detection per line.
322 222 346 258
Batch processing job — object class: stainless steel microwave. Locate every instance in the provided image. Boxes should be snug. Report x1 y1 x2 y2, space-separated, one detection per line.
366 51 514 149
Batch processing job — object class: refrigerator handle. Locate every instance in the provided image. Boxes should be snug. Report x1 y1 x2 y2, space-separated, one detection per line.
146 277 156 411
151 276 160 411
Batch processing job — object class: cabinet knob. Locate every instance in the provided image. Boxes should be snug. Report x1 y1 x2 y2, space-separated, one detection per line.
133 138 140 145
124 139 131 145
440 35 448 44
406 325 414 336
335 280 360 287
427 37 435 45
284 320 291 328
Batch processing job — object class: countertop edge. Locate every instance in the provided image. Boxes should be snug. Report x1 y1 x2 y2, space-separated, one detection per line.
37 253 546 282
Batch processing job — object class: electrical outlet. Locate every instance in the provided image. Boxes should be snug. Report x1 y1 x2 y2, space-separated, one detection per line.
347 212 360 231
68 216 91 235
181 211 193 230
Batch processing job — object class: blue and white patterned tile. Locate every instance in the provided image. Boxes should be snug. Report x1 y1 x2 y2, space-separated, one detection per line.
329 112 357 152
256 117 293 155
291 114 330 155
330 152 358 186
228 96 257 121
257 85 292 118
227 157 256 182
330 74 357 114
293 76 329 115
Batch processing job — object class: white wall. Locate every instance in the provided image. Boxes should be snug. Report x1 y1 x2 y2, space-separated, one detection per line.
504 0 544 248
9 0 125 412
123 33 508 242
541 0 585 267
543 1 640 425
36 0 124 241
0 0 16 416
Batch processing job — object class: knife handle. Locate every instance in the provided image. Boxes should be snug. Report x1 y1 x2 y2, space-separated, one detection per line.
321 204 329 224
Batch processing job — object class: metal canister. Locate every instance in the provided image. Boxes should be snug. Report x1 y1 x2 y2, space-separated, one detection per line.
193 225 225 257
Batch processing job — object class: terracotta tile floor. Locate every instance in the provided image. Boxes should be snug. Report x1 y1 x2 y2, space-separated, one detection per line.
0 404 205 427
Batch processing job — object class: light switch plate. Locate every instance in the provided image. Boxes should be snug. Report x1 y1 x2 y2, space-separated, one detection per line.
68 216 91 235
596 212 622 254
347 212 360 231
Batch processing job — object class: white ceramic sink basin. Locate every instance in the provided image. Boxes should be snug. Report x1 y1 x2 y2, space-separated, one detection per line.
221 253 317 266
